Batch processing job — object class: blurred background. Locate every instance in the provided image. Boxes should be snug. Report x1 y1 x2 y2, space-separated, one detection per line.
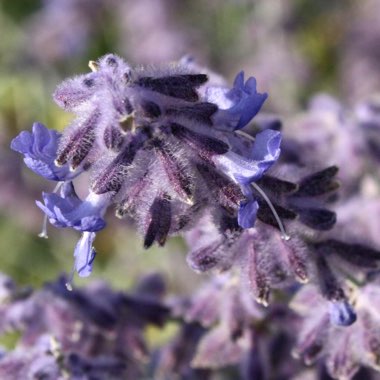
1 0 380 291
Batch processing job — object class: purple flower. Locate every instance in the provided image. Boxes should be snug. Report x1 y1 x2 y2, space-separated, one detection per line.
205 71 268 130
10 122 78 181
36 181 108 232
213 129 281 228
213 129 281 185
74 232 97 277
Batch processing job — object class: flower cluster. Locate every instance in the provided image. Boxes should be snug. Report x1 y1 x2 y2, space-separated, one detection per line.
10 55 380 379
11 53 273 284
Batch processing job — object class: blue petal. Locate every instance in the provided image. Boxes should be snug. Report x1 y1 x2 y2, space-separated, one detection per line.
329 301 357 327
36 185 108 232
11 122 77 181
233 71 245 88
252 129 282 171
74 232 97 277
213 129 282 185
204 72 267 131
227 72 268 130
238 199 259 228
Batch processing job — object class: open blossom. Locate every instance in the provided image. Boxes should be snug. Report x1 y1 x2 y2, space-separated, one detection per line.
36 181 108 232
204 71 268 131
10 122 78 182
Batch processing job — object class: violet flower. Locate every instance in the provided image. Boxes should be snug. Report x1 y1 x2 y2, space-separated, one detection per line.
14 53 277 262
205 71 268 130
10 122 78 181
36 181 109 278
36 181 108 232
213 129 281 228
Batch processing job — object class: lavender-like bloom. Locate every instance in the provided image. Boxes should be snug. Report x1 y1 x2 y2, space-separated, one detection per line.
8 51 380 380
205 71 268 130
213 129 281 185
36 182 108 232
10 122 77 181
213 129 281 228
35 181 109 279
11 54 277 279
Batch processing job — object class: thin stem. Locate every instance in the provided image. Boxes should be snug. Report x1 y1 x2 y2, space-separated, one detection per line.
251 182 291 241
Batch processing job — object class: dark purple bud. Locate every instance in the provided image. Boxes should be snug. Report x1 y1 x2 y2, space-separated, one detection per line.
103 125 124 151
144 195 172 248
317 239 380 268
298 208 336 230
135 74 208 101
246 243 270 306
140 99 161 118
166 102 218 125
171 123 229 161
171 201 205 232
287 246 308 283
154 140 193 203
256 199 297 229
91 147 137 194
257 175 298 194
197 163 244 212
295 166 339 197
116 175 150 217
315 254 345 302
187 241 224 272
56 112 98 168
